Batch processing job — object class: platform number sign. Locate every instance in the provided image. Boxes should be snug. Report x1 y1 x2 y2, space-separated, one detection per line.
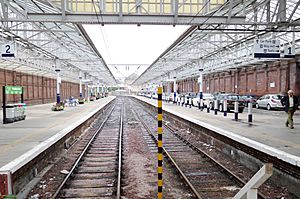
284 44 295 58
1 42 15 58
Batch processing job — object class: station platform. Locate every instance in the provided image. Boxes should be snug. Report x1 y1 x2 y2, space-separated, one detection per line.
133 96 300 166
0 96 115 168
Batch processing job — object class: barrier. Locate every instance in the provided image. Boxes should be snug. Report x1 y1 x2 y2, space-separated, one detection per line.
214 100 218 115
223 100 227 116
248 102 253 123
234 101 239 121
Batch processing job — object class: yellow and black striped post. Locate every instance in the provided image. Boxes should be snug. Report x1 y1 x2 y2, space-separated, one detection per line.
157 87 163 199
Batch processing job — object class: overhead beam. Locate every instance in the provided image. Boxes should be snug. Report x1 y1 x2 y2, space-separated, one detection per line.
3 13 246 25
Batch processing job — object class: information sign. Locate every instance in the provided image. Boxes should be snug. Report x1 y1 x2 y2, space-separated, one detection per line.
5 86 23 94
1 42 15 58
253 39 280 58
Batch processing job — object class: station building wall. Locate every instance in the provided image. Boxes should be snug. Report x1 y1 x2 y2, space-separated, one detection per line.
0 68 82 105
176 58 300 97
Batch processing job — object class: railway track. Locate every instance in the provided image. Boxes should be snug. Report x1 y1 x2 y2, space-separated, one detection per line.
132 98 266 199
52 101 124 198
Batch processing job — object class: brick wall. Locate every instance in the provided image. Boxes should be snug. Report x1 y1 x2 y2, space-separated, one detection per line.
176 58 300 97
0 69 83 105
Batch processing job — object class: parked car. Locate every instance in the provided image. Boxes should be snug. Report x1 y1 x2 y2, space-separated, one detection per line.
192 93 214 107
256 94 283 110
209 93 245 113
240 94 258 107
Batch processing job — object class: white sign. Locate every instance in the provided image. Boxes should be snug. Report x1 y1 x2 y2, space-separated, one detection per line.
253 39 280 58
1 42 15 58
270 82 275 88
284 44 295 58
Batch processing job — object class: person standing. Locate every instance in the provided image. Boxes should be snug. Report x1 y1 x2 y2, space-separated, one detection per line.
281 90 299 129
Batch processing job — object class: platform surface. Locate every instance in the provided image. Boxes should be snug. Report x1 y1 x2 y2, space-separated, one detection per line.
0 97 115 168
134 96 300 159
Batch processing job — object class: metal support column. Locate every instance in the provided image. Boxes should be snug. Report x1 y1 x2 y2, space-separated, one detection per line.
79 71 83 98
198 68 203 110
55 68 61 104
173 77 177 104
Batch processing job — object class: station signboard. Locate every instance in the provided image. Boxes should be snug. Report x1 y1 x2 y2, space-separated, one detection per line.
253 39 280 58
5 86 23 94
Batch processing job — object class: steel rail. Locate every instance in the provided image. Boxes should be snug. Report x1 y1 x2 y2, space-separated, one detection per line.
131 108 202 199
52 103 117 199
138 100 267 199
116 102 124 199
164 122 267 199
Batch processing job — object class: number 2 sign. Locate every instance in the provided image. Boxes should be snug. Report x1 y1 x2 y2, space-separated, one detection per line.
1 42 15 58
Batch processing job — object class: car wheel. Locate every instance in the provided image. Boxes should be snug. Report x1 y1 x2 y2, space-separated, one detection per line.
256 103 259 109
238 108 244 113
267 104 271 111
219 104 223 112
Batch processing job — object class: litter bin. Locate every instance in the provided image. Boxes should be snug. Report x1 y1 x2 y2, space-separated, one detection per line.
3 104 15 123
14 104 20 121
16 103 26 120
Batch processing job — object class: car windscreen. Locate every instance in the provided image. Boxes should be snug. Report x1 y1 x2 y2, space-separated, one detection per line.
273 95 283 100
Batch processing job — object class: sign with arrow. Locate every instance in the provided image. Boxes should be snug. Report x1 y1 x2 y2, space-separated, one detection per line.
253 39 280 58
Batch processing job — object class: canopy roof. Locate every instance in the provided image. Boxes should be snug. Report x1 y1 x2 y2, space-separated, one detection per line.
0 0 116 85
133 0 300 85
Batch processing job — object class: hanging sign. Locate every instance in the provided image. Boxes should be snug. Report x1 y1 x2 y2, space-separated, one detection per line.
284 44 295 58
1 42 15 58
5 86 23 94
253 39 280 58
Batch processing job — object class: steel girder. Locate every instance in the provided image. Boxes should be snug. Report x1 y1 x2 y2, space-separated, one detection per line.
0 0 248 25
133 0 300 86
0 0 116 85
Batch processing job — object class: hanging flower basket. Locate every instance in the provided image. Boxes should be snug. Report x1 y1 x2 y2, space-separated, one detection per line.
51 102 65 111
78 97 85 104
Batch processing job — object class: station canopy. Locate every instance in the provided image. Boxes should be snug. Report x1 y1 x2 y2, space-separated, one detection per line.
133 0 300 86
0 0 300 86
0 0 117 85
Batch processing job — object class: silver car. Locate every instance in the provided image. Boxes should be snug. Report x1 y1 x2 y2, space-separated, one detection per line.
256 94 283 110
